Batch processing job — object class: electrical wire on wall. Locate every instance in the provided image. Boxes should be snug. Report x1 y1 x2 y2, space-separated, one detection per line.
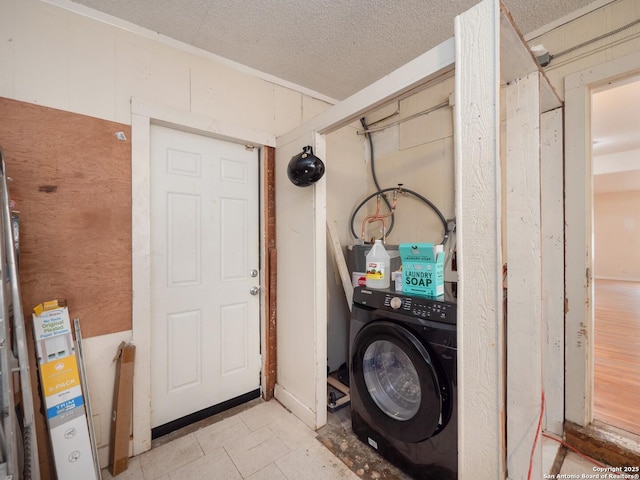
549 16 640 62
351 115 451 246
531 0 640 72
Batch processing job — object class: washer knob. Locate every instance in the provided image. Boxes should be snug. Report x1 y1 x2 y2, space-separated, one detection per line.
390 297 402 310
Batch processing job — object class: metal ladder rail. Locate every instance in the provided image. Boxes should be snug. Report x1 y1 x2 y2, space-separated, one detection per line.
0 249 17 479
0 146 19 479
0 147 40 480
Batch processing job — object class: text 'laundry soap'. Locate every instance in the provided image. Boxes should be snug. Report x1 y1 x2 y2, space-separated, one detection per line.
366 240 390 289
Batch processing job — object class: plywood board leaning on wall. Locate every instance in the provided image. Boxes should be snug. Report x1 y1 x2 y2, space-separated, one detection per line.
0 97 132 337
0 96 133 479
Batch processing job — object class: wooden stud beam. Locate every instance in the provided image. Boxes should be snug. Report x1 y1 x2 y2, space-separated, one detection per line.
327 220 353 311
263 146 277 400
454 1 505 477
505 71 543 479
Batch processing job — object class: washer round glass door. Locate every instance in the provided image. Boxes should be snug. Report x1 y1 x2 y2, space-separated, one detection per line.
352 320 442 443
363 340 421 421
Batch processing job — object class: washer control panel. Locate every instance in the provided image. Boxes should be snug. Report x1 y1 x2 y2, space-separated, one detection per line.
384 294 456 323
389 297 403 310
354 286 457 324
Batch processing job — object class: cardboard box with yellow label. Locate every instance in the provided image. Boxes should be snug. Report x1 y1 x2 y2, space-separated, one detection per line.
33 301 98 480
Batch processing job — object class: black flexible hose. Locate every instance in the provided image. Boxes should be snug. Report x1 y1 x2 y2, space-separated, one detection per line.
355 117 449 246
360 117 395 234
350 187 449 246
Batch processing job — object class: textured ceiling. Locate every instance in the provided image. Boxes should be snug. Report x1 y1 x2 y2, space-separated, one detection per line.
66 0 597 101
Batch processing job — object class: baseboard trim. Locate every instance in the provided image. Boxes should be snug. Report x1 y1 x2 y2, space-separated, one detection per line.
274 383 317 430
594 276 640 282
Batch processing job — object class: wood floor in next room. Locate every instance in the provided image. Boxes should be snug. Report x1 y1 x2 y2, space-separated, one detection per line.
594 279 640 437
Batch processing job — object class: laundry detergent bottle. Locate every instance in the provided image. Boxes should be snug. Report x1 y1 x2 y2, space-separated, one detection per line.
365 240 391 289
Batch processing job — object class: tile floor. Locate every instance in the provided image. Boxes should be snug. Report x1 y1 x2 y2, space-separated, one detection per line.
101 399 358 480
100 399 608 480
559 450 602 476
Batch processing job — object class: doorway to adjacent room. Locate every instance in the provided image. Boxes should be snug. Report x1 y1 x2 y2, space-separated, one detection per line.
591 76 640 437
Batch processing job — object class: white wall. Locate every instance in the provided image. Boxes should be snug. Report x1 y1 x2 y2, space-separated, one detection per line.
330 78 455 249
0 0 330 134
275 133 327 429
0 0 332 466
325 122 368 371
82 331 132 466
594 190 640 281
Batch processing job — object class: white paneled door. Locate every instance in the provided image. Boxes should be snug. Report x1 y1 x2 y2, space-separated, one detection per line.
150 125 261 428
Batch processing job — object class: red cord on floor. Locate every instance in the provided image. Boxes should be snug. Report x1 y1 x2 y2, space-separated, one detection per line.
541 432 608 469
526 387 608 478
527 389 546 480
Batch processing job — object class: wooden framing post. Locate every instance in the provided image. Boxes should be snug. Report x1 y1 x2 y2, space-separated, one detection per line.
540 108 565 436
455 2 562 477
505 72 543 478
454 1 505 478
263 146 277 400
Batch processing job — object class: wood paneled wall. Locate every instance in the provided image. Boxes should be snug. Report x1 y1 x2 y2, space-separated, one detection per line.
0 97 132 337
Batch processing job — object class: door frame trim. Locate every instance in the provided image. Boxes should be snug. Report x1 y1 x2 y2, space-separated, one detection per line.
564 51 640 427
130 98 276 455
263 146 277 400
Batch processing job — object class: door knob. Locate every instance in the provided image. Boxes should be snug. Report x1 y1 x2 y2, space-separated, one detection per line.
250 286 260 295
